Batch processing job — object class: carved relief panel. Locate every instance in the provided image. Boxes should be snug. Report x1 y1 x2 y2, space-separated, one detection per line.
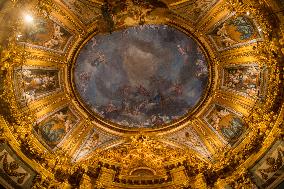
72 128 120 162
0 143 36 189
250 140 284 189
164 126 212 159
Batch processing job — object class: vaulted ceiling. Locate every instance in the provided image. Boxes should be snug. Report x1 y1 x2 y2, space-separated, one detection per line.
0 0 283 189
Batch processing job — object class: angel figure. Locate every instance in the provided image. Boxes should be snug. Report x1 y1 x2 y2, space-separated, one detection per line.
217 23 236 47
44 24 64 49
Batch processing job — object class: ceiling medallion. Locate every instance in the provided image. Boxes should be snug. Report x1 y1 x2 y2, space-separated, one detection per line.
71 24 212 130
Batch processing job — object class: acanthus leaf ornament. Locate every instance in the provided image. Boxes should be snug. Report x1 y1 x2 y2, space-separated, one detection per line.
0 0 283 188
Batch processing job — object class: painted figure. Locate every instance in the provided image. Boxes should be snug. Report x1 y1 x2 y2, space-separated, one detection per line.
209 15 260 50
99 0 168 32
223 65 260 97
75 25 209 128
24 17 71 51
205 105 245 145
44 24 64 49
15 68 60 104
35 107 78 149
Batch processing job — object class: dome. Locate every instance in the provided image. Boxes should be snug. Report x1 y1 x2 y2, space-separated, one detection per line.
0 0 283 188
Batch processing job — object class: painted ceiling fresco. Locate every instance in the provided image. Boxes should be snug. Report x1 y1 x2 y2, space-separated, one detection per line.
208 15 262 51
34 105 80 150
74 24 209 128
21 16 73 53
164 126 212 159
170 0 218 23
13 66 61 106
221 63 266 99
1 0 283 188
203 104 246 146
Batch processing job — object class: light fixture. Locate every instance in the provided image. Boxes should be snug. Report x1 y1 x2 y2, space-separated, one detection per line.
16 34 22 41
24 14 34 23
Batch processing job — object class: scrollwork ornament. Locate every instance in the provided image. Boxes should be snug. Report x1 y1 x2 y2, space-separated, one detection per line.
279 32 284 56
226 0 247 13
31 174 70 189
36 0 53 18
225 170 257 189
0 1 282 189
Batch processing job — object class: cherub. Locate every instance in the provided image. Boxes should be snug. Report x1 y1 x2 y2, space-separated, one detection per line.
22 91 35 103
53 111 67 121
217 23 236 47
217 23 228 38
247 66 259 76
44 24 64 49
53 24 64 42
64 119 74 132
177 44 187 56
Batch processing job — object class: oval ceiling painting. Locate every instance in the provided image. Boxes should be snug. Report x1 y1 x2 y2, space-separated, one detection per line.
74 25 209 128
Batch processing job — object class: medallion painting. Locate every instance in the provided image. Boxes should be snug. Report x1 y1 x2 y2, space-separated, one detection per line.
209 15 261 51
222 64 261 98
21 16 72 52
74 25 209 128
204 104 246 145
250 141 284 189
34 106 79 149
14 67 61 105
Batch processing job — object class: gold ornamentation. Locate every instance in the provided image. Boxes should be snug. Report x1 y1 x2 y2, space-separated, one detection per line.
258 147 284 180
0 0 283 188
0 151 29 184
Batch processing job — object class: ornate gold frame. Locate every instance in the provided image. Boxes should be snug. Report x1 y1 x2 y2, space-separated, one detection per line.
66 16 217 134
0 0 283 188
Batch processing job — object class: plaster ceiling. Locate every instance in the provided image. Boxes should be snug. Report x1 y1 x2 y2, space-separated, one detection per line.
0 0 283 188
